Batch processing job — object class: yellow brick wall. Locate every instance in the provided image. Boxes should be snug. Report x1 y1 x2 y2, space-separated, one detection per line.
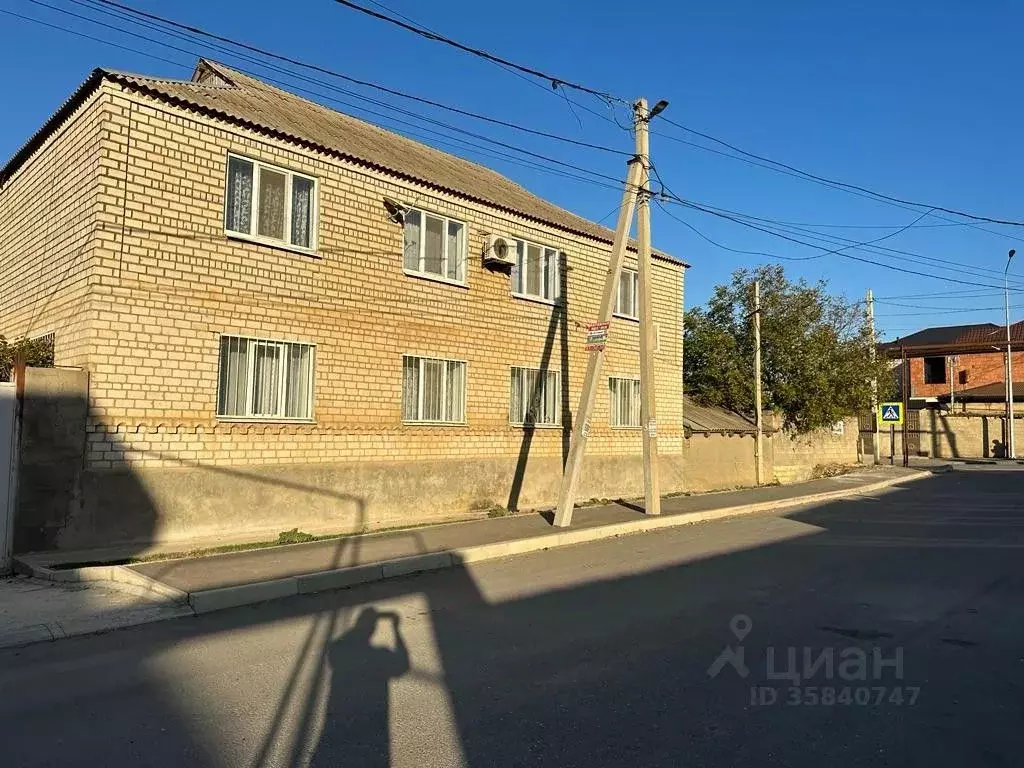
0 90 109 366
22 84 687 485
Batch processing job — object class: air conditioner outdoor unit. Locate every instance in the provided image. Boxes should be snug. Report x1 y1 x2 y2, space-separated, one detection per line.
483 233 516 267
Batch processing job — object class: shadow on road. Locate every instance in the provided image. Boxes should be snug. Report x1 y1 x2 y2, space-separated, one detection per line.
5 469 1024 767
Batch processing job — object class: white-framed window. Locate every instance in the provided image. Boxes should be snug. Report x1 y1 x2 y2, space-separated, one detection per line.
512 239 560 302
509 367 560 426
402 355 467 424
224 154 317 251
615 268 638 319
609 377 641 428
217 335 315 421
403 208 466 284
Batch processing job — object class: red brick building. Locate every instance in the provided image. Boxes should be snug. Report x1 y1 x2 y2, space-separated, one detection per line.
884 322 1024 402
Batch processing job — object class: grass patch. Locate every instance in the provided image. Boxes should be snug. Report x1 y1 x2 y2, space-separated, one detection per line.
484 506 512 518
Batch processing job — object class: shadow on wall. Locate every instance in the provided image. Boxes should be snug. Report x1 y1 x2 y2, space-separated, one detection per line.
507 254 571 512
13 366 367 557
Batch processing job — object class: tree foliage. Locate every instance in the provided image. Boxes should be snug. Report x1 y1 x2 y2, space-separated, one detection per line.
0 335 54 382
684 265 893 433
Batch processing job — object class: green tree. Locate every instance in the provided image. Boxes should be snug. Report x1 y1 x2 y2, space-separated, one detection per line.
684 265 892 433
0 335 54 381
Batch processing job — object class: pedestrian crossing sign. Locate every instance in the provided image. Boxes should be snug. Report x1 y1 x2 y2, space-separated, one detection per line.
879 402 903 425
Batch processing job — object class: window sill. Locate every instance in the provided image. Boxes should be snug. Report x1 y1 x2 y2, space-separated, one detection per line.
511 422 563 430
402 420 468 427
216 417 316 424
613 312 639 323
610 425 643 430
511 292 559 308
403 269 468 289
226 231 320 259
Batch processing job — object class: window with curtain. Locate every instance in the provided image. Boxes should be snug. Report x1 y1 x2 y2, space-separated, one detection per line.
402 355 467 423
609 377 641 428
217 335 315 420
509 367 560 426
512 239 560 302
615 268 638 319
224 153 317 251
402 208 466 283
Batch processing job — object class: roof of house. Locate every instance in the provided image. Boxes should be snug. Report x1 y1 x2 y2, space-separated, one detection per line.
937 382 1024 402
0 60 685 266
683 396 769 434
880 321 1024 356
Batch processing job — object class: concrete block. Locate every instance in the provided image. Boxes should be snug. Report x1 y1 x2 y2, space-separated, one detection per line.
189 577 297 614
449 541 514 564
380 552 453 579
296 564 383 595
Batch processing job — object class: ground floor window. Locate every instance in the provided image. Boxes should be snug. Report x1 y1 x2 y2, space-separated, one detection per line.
217 335 314 420
402 355 467 423
609 377 641 428
509 366 560 426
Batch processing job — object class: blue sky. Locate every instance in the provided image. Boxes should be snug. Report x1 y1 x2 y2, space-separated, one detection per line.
3 0 1023 338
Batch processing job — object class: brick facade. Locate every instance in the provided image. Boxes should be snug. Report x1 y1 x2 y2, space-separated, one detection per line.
1 76 686 548
908 351 1024 399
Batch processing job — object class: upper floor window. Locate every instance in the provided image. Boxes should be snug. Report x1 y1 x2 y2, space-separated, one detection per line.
225 154 317 251
512 239 560 302
615 268 638 319
217 335 315 421
403 209 466 284
923 356 947 384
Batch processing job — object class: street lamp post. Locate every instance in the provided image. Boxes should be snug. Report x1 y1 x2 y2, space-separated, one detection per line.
1006 249 1016 459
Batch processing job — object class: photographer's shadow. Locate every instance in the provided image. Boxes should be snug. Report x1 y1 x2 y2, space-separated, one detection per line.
310 607 410 768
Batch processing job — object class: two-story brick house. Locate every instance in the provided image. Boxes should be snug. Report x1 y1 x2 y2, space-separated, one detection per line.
885 322 1024 406
0 60 687 551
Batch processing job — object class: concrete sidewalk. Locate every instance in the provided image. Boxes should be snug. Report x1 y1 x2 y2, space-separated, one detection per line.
4 464 933 648
131 465 929 611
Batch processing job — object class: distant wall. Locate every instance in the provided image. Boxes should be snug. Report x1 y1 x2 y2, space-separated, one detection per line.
770 417 862 484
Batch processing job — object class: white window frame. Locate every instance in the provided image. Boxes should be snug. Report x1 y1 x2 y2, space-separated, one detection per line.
614 268 639 320
509 366 561 427
402 354 468 425
609 376 642 429
402 207 467 286
224 153 319 254
216 334 316 422
512 238 560 304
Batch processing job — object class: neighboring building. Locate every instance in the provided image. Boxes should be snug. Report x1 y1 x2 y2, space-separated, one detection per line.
882 322 1024 403
0 60 687 551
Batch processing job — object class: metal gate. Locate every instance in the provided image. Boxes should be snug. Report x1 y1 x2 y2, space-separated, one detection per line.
0 382 18 575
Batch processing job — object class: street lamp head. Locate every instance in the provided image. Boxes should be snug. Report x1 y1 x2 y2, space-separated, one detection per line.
1010 249 1016 260
649 100 670 119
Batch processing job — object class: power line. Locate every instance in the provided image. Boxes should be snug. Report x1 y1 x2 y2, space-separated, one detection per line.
686 200 1024 285
328 0 629 105
74 0 630 156
665 198 1014 291
657 115 1024 228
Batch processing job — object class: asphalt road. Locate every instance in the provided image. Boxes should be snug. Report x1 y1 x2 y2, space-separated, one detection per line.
2 467 1023 767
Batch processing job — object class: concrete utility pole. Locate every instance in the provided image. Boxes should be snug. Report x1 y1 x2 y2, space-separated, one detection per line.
753 280 763 485
1005 249 1016 459
553 159 642 527
866 288 879 464
901 344 909 468
554 97 668 528
635 98 661 517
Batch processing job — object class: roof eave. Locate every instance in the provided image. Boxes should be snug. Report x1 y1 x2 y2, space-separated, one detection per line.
0 68 106 189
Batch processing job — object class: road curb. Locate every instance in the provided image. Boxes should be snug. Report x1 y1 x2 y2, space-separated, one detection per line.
13 557 190 604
